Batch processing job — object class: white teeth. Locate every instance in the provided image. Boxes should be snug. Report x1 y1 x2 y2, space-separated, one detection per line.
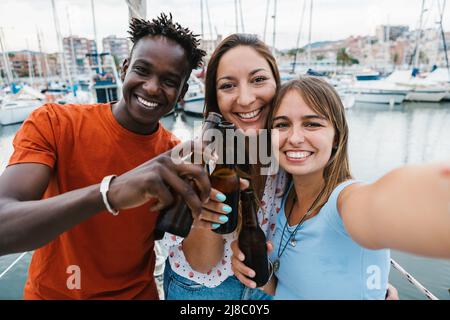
286 151 312 159
237 108 262 119
137 96 158 109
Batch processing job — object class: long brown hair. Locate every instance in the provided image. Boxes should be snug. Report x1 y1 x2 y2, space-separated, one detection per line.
203 33 281 200
267 76 352 214
204 33 281 116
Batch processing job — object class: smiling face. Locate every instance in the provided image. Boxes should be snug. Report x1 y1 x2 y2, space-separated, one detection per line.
271 89 335 179
215 46 277 134
117 35 190 134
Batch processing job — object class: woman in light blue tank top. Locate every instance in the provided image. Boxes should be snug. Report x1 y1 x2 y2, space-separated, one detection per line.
231 77 450 299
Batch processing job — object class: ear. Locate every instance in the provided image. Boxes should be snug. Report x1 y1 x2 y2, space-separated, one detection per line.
178 82 189 102
120 58 129 82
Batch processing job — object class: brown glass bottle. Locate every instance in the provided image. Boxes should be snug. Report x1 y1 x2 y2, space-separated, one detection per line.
238 189 270 287
211 121 240 234
154 112 222 240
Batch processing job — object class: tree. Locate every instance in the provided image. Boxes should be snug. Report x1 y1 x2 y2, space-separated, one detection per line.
336 48 359 66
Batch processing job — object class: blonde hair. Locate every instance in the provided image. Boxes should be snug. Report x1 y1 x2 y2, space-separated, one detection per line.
267 76 352 214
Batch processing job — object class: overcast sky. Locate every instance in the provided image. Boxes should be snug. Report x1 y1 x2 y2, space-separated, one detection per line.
0 0 449 52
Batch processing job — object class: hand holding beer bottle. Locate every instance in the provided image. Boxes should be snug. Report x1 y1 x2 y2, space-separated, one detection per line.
210 121 240 234
154 113 223 239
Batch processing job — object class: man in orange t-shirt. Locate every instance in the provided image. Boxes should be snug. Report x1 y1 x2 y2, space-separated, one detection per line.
0 14 226 299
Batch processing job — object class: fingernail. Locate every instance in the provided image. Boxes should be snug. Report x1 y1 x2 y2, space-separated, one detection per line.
219 215 229 223
249 271 256 278
216 193 226 202
222 205 232 213
250 282 256 288
212 223 221 229
239 254 245 261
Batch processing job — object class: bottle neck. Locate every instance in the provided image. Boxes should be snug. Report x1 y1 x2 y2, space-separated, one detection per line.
241 192 259 229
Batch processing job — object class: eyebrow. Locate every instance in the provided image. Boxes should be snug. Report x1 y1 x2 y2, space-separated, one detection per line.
132 59 182 81
216 68 268 83
272 114 327 122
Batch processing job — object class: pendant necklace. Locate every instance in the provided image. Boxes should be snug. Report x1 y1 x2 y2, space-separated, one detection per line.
273 186 325 273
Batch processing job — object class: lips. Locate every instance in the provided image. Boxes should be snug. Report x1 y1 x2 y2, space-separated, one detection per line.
284 150 314 162
233 107 264 123
135 95 161 110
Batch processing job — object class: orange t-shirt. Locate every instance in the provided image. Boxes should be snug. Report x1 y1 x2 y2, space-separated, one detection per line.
8 103 180 300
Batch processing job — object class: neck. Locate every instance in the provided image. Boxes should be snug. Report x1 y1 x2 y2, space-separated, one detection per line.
112 99 159 135
291 170 325 208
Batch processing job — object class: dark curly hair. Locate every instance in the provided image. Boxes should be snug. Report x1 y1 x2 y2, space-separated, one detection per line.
128 13 206 71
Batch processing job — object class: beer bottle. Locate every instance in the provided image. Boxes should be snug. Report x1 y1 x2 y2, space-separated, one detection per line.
211 121 240 234
238 189 270 287
154 112 222 240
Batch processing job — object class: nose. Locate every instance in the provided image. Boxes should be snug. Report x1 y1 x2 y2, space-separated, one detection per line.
237 84 256 107
142 76 161 95
288 125 305 146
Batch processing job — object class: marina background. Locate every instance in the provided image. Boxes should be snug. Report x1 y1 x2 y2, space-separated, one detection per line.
0 0 450 300
1 101 450 300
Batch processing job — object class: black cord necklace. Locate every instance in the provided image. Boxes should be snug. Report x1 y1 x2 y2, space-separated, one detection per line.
273 185 325 273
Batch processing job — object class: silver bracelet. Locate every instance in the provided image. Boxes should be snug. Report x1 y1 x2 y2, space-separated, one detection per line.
100 175 119 216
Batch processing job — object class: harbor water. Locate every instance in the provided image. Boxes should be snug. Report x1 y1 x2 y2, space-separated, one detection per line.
0 101 450 300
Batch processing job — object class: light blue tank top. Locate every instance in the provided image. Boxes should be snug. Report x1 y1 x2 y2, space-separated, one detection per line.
270 180 390 300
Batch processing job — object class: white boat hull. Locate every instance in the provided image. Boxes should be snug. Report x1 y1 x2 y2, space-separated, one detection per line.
352 90 406 104
405 90 448 102
0 100 42 125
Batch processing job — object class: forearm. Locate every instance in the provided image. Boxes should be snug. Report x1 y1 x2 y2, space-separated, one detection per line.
0 184 104 255
182 227 224 273
348 163 450 258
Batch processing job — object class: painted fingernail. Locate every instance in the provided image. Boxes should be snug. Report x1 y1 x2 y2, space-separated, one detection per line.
212 223 221 229
222 205 232 213
216 193 226 202
219 215 229 223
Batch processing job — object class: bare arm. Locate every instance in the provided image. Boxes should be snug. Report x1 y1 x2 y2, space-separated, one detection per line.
340 162 450 258
0 163 104 255
0 146 211 257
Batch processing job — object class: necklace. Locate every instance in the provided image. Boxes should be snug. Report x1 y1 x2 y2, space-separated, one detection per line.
273 185 325 273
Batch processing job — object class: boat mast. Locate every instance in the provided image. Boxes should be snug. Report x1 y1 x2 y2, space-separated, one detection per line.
307 0 313 70
67 7 78 84
437 0 450 78
263 0 270 42
234 0 239 33
0 28 13 86
26 39 34 87
413 0 426 69
51 0 70 85
239 0 245 33
90 0 102 73
291 0 307 74
272 0 277 55
34 28 44 86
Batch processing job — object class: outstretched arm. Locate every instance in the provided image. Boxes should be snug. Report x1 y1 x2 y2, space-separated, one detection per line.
0 146 211 256
340 162 450 258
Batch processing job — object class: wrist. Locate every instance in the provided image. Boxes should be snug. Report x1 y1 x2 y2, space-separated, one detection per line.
100 175 119 215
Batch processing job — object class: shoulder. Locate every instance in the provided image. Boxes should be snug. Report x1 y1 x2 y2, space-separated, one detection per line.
336 181 366 215
30 103 108 123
